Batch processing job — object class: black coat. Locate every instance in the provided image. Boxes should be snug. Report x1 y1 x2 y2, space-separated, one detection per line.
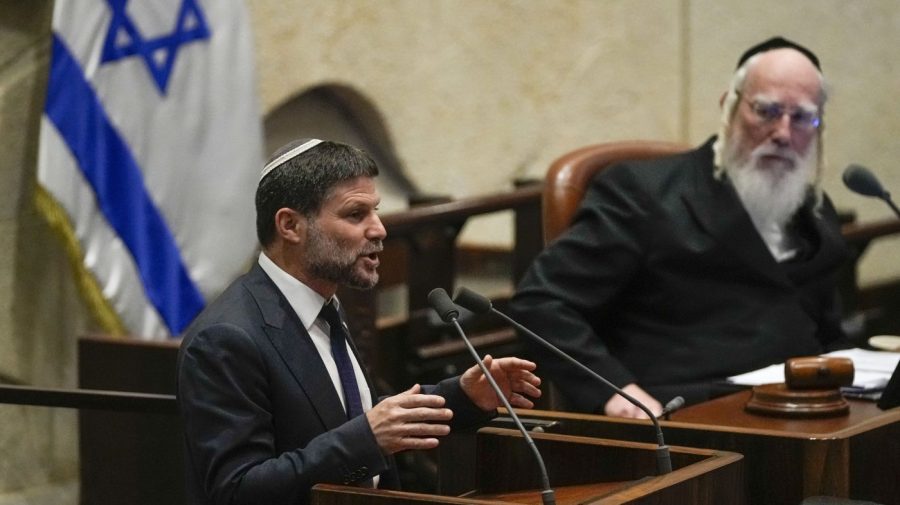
177 263 488 505
511 138 848 411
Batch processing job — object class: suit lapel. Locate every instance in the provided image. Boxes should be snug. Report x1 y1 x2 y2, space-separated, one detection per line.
244 264 349 430
803 199 846 266
680 150 792 288
785 196 849 276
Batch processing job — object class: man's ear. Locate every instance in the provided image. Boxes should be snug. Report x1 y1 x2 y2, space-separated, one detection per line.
273 208 306 244
719 91 727 108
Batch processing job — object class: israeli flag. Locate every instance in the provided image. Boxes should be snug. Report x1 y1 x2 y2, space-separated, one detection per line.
37 0 263 338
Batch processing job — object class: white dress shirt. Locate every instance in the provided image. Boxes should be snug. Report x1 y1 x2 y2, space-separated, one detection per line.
257 252 374 415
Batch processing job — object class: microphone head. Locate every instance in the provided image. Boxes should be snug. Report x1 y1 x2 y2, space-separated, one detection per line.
843 164 887 199
663 396 685 413
427 288 459 323
453 287 493 314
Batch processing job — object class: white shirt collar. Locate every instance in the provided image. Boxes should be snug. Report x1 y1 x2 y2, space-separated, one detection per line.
257 252 332 330
756 221 799 263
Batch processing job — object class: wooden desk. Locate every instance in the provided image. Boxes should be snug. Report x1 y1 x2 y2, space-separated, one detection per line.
507 391 900 505
317 427 744 504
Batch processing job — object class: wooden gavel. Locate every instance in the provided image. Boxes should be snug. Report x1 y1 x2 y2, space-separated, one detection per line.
745 356 855 417
784 356 855 390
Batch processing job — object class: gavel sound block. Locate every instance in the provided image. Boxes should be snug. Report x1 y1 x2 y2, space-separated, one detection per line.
745 356 855 417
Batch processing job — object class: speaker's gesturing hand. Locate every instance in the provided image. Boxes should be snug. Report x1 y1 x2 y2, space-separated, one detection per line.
459 355 542 411
366 384 453 454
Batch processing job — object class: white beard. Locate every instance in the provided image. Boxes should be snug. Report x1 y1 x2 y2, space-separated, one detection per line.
721 132 818 261
722 136 816 233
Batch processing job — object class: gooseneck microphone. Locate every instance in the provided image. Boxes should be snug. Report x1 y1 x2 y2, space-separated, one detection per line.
427 288 556 505
843 164 900 218
453 287 674 475
659 395 685 421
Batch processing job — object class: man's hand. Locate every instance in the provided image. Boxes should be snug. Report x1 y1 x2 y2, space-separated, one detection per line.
459 355 542 411
366 384 453 454
603 383 662 419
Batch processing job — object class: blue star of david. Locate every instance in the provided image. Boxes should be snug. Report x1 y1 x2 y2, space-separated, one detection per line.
101 0 211 94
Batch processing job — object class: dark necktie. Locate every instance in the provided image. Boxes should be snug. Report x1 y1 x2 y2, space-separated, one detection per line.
319 301 365 419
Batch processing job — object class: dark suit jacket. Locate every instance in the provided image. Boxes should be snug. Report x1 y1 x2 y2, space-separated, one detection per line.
511 137 848 411
177 263 489 505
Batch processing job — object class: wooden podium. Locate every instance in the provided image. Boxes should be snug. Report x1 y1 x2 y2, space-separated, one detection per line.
78 336 183 505
312 427 744 505
500 391 900 505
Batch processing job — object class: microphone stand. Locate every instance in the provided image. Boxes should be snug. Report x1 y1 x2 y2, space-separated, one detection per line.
454 288 673 475
499 308 672 474
429 289 556 505
448 317 556 505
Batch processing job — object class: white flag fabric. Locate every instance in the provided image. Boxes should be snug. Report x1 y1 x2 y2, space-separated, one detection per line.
37 0 263 339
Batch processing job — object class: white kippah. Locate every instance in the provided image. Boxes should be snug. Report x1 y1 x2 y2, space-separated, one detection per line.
259 139 323 182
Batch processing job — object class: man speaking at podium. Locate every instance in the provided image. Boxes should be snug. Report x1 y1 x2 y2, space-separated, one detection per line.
177 139 541 505
511 37 848 418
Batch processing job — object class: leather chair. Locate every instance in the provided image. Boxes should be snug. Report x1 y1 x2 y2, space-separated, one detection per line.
542 140 690 244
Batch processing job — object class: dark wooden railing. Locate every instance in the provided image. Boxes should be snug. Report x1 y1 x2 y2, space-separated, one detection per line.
838 218 900 328
841 217 900 242
0 384 175 413
0 378 181 505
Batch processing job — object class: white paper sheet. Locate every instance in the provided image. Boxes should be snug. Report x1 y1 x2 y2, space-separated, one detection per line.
726 348 900 390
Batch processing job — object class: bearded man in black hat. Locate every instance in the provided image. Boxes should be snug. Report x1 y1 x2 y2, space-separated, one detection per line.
510 37 849 418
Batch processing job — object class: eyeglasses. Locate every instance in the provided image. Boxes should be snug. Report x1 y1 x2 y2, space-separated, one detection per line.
738 92 821 131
